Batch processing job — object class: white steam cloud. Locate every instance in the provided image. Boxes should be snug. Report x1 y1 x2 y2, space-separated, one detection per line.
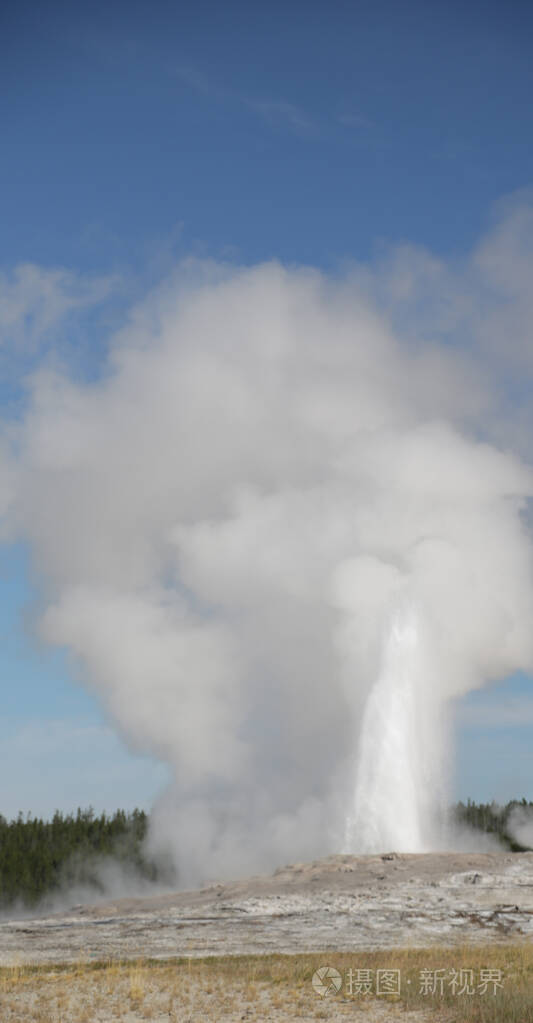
507 806 533 849
2 198 533 884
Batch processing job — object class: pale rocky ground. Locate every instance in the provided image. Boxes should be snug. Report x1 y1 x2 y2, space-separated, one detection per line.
2 851 533 1022
1 851 533 965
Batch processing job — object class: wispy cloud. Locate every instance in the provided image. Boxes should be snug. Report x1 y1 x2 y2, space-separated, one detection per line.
173 64 211 96
0 264 114 352
336 111 373 130
335 110 382 148
172 63 316 136
245 98 316 135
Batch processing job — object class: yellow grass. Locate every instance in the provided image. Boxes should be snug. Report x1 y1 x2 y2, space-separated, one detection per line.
0 944 531 1021
127 961 146 1003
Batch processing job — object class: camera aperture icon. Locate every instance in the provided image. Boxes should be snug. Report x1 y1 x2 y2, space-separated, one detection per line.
312 965 342 997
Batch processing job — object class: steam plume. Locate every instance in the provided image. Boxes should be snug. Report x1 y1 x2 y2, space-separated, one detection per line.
3 202 533 883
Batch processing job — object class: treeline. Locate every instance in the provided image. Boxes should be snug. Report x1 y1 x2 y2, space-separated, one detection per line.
0 808 166 909
453 798 533 851
1 800 532 910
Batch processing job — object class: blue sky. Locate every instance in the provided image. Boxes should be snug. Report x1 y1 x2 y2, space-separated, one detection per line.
1 0 533 819
3 0 533 274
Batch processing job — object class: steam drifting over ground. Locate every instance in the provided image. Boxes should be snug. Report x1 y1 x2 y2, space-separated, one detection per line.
2 197 533 885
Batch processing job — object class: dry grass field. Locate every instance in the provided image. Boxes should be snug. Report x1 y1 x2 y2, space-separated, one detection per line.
1 944 532 1023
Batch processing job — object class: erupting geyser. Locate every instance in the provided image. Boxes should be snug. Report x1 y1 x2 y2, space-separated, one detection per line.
345 604 446 853
3 214 533 880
